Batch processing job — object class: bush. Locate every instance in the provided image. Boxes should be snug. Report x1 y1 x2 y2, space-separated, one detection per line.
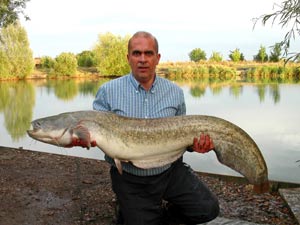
189 48 207 62
53 52 77 76
41 56 55 68
93 32 130 75
77 51 96 67
229 48 244 62
0 22 34 79
254 46 269 62
209 51 223 62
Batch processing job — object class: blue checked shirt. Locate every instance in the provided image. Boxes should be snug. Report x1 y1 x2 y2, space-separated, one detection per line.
93 73 186 176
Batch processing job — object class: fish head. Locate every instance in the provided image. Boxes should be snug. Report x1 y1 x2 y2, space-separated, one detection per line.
27 113 77 147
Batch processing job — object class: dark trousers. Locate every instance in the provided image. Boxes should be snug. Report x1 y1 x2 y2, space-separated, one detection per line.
110 158 219 225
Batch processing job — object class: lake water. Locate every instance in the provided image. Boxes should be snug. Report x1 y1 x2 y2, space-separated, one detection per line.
0 78 299 184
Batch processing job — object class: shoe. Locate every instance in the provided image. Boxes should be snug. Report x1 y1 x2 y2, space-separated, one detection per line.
112 198 124 225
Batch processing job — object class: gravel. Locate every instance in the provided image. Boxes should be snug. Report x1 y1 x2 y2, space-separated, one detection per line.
0 147 298 225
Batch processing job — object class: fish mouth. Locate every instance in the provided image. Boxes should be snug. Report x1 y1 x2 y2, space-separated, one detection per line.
26 129 35 137
27 129 55 144
27 125 72 147
27 123 38 137
27 123 43 137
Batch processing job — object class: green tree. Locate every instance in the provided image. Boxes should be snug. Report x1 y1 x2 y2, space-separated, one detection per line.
189 48 207 62
269 43 282 62
93 32 130 75
254 45 269 62
0 50 10 77
0 21 34 79
241 53 245 61
229 48 244 62
41 56 55 68
77 50 96 67
209 51 223 62
53 52 77 76
254 0 300 62
0 0 30 28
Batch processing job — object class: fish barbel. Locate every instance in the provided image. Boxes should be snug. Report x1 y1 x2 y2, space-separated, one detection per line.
27 110 269 192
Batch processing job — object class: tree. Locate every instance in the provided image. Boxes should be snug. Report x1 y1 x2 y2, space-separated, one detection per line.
209 51 223 62
40 56 55 68
189 48 207 62
254 45 269 62
77 50 96 67
0 50 10 77
0 21 34 79
269 43 282 62
93 32 130 75
229 48 244 62
253 0 300 62
53 52 77 76
0 0 30 28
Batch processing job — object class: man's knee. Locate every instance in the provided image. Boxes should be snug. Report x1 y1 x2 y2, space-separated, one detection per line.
192 198 219 223
206 198 219 221
164 197 219 224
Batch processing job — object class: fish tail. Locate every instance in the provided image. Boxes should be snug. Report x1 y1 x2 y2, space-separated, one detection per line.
253 181 270 193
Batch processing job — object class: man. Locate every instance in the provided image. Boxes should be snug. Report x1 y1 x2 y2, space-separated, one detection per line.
93 31 219 225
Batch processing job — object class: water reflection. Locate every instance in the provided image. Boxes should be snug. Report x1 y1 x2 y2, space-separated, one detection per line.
190 85 206 97
256 84 267 102
0 81 35 140
183 79 282 104
269 84 280 103
0 79 109 140
0 79 291 140
53 79 78 100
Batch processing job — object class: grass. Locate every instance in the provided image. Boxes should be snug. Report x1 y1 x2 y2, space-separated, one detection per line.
157 61 300 83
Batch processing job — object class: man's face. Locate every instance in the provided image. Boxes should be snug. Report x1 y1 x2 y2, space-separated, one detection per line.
127 36 161 83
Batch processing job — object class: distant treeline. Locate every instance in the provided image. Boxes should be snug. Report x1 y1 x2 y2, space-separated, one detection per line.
157 62 300 83
1 24 299 81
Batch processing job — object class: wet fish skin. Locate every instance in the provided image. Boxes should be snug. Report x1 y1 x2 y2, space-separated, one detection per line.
27 110 268 189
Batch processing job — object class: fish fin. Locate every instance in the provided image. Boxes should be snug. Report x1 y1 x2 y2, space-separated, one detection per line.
73 125 91 149
131 149 184 169
114 159 123 174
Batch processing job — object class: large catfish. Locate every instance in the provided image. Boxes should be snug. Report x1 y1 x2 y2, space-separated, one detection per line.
27 110 269 192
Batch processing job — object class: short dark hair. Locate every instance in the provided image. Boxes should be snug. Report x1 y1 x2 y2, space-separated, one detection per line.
128 31 159 53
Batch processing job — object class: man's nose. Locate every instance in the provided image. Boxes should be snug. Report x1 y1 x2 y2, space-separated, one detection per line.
139 53 146 62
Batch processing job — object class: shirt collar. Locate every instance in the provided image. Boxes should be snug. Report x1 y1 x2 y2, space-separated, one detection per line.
129 73 158 93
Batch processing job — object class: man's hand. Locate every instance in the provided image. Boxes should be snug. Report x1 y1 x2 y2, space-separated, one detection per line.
191 134 214 154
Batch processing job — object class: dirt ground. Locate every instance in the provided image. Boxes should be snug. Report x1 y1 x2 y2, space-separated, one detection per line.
0 146 298 225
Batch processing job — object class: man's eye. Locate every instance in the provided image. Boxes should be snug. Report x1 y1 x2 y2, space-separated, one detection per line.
132 51 141 56
145 51 154 56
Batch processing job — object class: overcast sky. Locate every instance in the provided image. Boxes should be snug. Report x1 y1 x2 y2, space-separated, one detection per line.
21 0 299 61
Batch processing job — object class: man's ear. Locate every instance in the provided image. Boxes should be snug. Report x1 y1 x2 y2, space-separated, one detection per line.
156 53 161 65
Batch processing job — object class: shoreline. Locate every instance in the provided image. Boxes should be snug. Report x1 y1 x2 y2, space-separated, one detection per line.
0 146 298 224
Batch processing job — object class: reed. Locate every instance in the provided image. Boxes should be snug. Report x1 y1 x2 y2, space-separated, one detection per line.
158 61 300 83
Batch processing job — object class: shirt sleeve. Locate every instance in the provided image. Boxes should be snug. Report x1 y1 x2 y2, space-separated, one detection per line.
176 90 186 116
92 86 110 111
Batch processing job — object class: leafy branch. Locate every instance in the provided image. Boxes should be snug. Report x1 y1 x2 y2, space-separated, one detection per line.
0 0 30 28
253 0 300 62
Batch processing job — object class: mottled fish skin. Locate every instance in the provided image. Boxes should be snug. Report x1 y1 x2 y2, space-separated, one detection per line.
27 110 268 187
